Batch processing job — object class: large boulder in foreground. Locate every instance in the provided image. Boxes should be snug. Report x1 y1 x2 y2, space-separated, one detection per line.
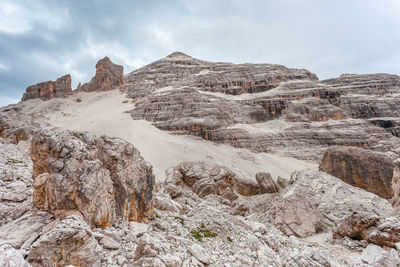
22 74 72 101
319 146 400 200
31 127 154 228
77 57 123 92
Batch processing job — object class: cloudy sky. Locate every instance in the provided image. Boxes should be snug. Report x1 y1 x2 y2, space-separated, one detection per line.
1 0 399 106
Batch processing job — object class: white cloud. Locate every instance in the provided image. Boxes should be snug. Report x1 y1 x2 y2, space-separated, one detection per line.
0 0 69 34
0 62 9 71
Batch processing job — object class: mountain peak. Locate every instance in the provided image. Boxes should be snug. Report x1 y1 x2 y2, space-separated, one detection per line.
165 51 193 60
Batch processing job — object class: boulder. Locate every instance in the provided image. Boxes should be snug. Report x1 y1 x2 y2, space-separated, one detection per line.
333 212 400 248
30 127 155 228
77 57 123 92
319 146 400 200
26 215 103 267
164 161 263 201
22 74 72 101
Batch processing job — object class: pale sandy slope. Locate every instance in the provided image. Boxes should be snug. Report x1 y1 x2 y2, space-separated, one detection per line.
46 90 316 183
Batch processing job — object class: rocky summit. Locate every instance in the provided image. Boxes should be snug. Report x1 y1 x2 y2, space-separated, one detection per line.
0 52 400 266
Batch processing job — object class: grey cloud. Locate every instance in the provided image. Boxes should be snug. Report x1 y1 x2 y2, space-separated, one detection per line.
0 0 399 105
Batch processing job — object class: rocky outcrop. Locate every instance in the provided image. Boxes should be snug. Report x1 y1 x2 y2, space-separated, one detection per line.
27 215 103 267
22 74 72 101
77 57 123 92
30 127 155 228
333 212 400 248
247 170 393 238
164 161 266 201
319 146 400 200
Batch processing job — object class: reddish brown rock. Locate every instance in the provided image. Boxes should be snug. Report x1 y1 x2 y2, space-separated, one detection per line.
78 57 123 92
22 74 72 101
319 146 399 200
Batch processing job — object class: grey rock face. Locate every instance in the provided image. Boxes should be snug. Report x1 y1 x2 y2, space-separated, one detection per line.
247 170 393 237
0 143 33 225
26 215 103 267
77 57 124 92
30 127 155 228
0 242 31 267
22 74 72 101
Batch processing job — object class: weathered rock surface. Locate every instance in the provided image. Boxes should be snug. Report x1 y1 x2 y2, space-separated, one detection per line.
247 170 393 238
319 146 400 200
164 161 266 200
333 212 400 248
355 244 400 266
0 242 30 267
30 127 155 228
0 142 33 225
27 215 103 267
22 74 72 101
77 57 123 92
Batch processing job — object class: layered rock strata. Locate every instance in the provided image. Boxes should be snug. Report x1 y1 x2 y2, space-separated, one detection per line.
123 53 400 162
22 74 72 101
77 57 124 92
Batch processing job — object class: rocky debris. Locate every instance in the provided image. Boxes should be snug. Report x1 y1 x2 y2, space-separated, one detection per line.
0 242 31 267
77 57 123 92
22 74 72 101
246 170 393 238
26 215 103 267
355 244 400 267
30 127 155 228
319 146 400 200
164 161 265 201
0 142 33 225
333 212 400 248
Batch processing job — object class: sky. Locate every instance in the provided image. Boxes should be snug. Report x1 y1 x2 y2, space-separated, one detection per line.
0 0 400 106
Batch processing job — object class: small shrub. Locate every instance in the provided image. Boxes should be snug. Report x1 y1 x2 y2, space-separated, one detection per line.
227 236 233 243
190 224 218 242
174 216 185 226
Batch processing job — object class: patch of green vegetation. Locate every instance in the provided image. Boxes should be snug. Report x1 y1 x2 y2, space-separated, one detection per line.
227 236 233 243
6 158 23 164
174 216 185 226
190 224 218 242
155 213 161 219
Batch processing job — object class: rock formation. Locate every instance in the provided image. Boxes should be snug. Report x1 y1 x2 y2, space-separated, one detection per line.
332 212 400 248
22 74 72 101
122 53 400 162
77 57 124 92
30 127 155 228
319 146 400 200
